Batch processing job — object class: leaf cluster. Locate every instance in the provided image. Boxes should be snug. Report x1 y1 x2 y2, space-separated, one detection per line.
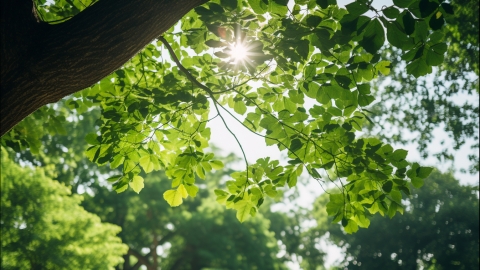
6 0 452 226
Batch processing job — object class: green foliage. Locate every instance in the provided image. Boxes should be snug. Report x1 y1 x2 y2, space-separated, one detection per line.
368 0 479 173
81 160 289 269
0 147 128 269
319 170 479 269
7 0 455 225
3 105 290 269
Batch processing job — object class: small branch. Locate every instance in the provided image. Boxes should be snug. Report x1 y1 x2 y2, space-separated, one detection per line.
158 35 250 182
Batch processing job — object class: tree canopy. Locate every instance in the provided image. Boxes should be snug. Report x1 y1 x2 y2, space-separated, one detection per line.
2 102 308 269
313 170 479 269
368 0 479 173
2 0 477 231
0 147 128 269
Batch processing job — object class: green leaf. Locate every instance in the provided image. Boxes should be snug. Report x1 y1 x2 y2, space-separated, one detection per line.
85 133 100 145
234 101 247 115
431 43 447 54
429 12 444 30
287 173 297 188
375 61 391 75
358 93 375 106
184 184 199 197
440 3 454 14
196 165 206 179
416 166 434 178
106 175 122 183
392 149 408 161
209 160 224 170
316 0 336 9
344 219 359 234
419 0 438 18
393 0 413 8
335 75 352 89
382 181 393 193
208 3 225 13
178 184 188 198
248 0 268 14
406 58 431 77
205 39 227 48
214 51 230 58
360 19 385 54
382 6 400 19
326 193 343 216
399 185 411 196
269 0 288 16
353 213 371 228
290 139 303 152
426 46 444 66
306 15 322 27
163 185 188 207
386 21 411 49
214 189 229 204
221 0 238 11
388 202 398 218
130 175 144 194
113 181 128 193
139 154 160 173
411 177 424 188
110 155 125 169
402 11 415 35
346 1 369 17
390 190 403 204
234 200 253 222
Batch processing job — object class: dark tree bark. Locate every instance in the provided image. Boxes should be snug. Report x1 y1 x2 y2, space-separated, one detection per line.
0 0 208 136
127 248 153 270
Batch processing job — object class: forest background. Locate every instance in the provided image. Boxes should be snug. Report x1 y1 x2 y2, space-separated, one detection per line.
1 0 478 269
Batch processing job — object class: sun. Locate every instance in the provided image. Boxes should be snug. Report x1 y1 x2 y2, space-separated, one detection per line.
229 42 248 63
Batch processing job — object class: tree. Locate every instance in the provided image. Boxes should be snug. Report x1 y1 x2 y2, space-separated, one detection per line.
367 0 479 173
1 0 208 135
81 158 290 270
0 147 128 269
2 0 457 227
81 170 288 270
3 101 304 269
315 170 479 269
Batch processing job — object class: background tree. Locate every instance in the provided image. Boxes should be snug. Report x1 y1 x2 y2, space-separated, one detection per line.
4 103 299 269
313 170 479 269
368 0 479 173
0 147 128 269
82 169 290 269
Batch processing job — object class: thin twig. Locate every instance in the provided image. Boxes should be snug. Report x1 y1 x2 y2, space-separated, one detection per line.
158 35 250 183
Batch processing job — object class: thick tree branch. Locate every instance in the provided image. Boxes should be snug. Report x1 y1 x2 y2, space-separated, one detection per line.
1 0 208 136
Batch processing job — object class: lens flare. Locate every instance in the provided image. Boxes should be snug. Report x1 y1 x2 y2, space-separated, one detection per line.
230 43 248 63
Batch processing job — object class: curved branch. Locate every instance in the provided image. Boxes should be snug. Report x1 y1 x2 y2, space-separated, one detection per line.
1 0 208 136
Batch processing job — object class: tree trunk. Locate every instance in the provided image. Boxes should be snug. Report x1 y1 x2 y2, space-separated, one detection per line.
127 248 152 270
151 230 159 270
0 0 208 136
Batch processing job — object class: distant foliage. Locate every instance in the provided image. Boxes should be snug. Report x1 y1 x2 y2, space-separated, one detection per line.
369 0 479 173
316 170 479 269
0 148 128 269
